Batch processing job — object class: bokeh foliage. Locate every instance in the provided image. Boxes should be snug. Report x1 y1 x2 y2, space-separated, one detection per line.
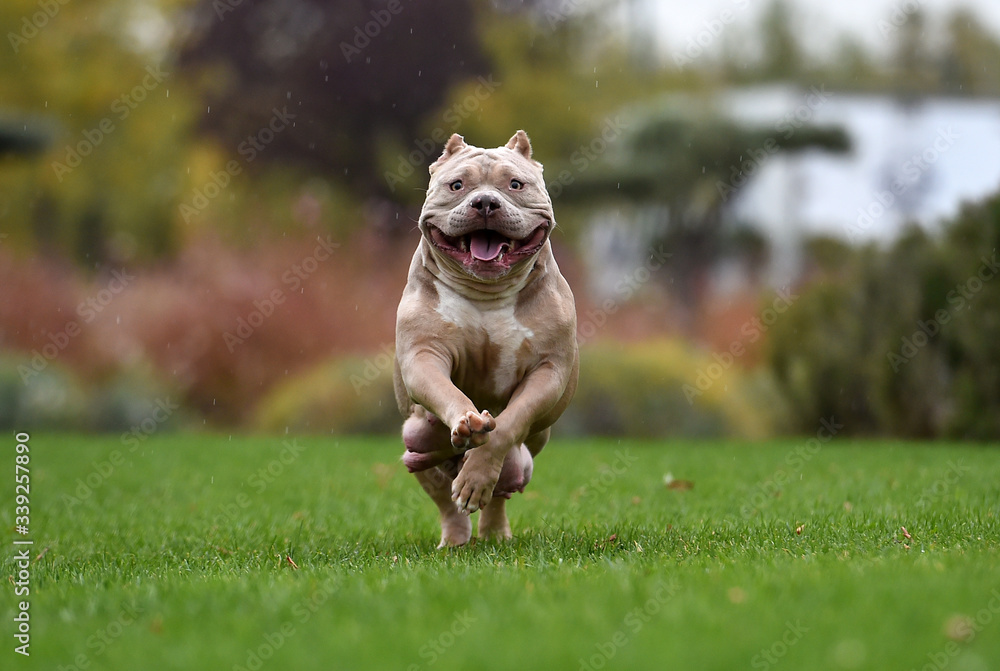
2 0 1000 438
768 194 1000 439
1 0 198 263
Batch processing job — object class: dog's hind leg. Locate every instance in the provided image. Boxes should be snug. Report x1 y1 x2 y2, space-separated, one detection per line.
524 427 550 458
479 427 552 541
478 496 511 541
479 443 534 541
414 465 472 548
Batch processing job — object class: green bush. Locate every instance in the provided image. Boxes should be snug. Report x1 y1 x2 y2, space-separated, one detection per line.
0 354 188 433
88 362 188 434
0 355 89 430
767 192 1000 439
254 351 399 434
254 340 785 438
561 340 785 438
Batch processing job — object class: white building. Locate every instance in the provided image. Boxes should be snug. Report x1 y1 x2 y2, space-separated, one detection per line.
722 86 1000 283
581 86 1000 295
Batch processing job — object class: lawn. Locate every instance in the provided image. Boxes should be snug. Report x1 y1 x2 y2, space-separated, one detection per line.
3 433 999 671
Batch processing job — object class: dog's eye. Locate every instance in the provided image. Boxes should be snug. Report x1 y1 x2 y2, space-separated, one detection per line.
449 180 463 191
510 179 524 190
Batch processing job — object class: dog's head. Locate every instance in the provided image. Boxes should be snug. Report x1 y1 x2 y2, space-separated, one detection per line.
418 131 553 281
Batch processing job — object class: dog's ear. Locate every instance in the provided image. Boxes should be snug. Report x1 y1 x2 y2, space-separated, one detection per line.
429 134 468 176
505 130 532 159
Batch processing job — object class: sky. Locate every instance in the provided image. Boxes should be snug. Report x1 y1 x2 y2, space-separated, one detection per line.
641 0 1000 62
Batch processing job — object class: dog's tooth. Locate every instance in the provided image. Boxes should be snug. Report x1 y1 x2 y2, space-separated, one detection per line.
459 237 467 252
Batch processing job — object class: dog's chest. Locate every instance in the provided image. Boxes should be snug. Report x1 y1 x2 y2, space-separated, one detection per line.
434 282 535 400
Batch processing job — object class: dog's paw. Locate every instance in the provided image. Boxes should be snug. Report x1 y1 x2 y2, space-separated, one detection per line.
478 511 512 542
451 459 501 514
437 514 472 549
450 410 496 450
478 524 512 543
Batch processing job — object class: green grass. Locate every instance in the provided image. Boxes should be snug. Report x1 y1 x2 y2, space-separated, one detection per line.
3 434 999 671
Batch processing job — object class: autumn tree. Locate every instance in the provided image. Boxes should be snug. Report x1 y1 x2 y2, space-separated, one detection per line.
176 0 489 198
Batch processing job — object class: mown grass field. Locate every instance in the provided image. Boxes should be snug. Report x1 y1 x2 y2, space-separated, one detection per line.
3 433 999 671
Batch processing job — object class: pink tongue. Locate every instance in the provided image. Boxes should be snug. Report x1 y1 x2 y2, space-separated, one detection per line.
469 230 507 261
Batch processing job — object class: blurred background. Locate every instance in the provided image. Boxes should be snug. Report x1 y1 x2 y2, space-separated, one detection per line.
1 0 998 440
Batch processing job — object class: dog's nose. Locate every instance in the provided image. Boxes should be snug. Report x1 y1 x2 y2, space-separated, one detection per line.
470 193 502 216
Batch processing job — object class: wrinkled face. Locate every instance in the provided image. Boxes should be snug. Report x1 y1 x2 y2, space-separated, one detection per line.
419 131 554 281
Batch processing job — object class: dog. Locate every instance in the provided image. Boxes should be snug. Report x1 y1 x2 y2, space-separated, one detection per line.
393 130 579 547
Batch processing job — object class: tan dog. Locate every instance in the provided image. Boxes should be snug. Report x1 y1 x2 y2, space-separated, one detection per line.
394 130 579 547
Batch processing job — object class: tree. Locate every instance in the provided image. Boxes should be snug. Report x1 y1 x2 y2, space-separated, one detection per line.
768 192 1000 438
758 0 804 81
560 102 850 317
176 0 489 197
940 8 1000 96
0 0 197 263
891 7 935 100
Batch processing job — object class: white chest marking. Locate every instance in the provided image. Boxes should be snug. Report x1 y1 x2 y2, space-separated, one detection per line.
434 280 535 395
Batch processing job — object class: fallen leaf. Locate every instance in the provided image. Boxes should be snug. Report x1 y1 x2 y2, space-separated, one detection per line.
371 463 396 490
727 587 747 604
667 479 694 491
944 614 975 642
795 525 804 535
901 526 912 540
286 555 299 570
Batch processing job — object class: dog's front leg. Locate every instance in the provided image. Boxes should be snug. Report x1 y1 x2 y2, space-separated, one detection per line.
400 348 497 456
452 362 570 513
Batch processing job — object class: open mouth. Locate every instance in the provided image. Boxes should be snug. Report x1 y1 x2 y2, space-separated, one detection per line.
427 224 549 268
